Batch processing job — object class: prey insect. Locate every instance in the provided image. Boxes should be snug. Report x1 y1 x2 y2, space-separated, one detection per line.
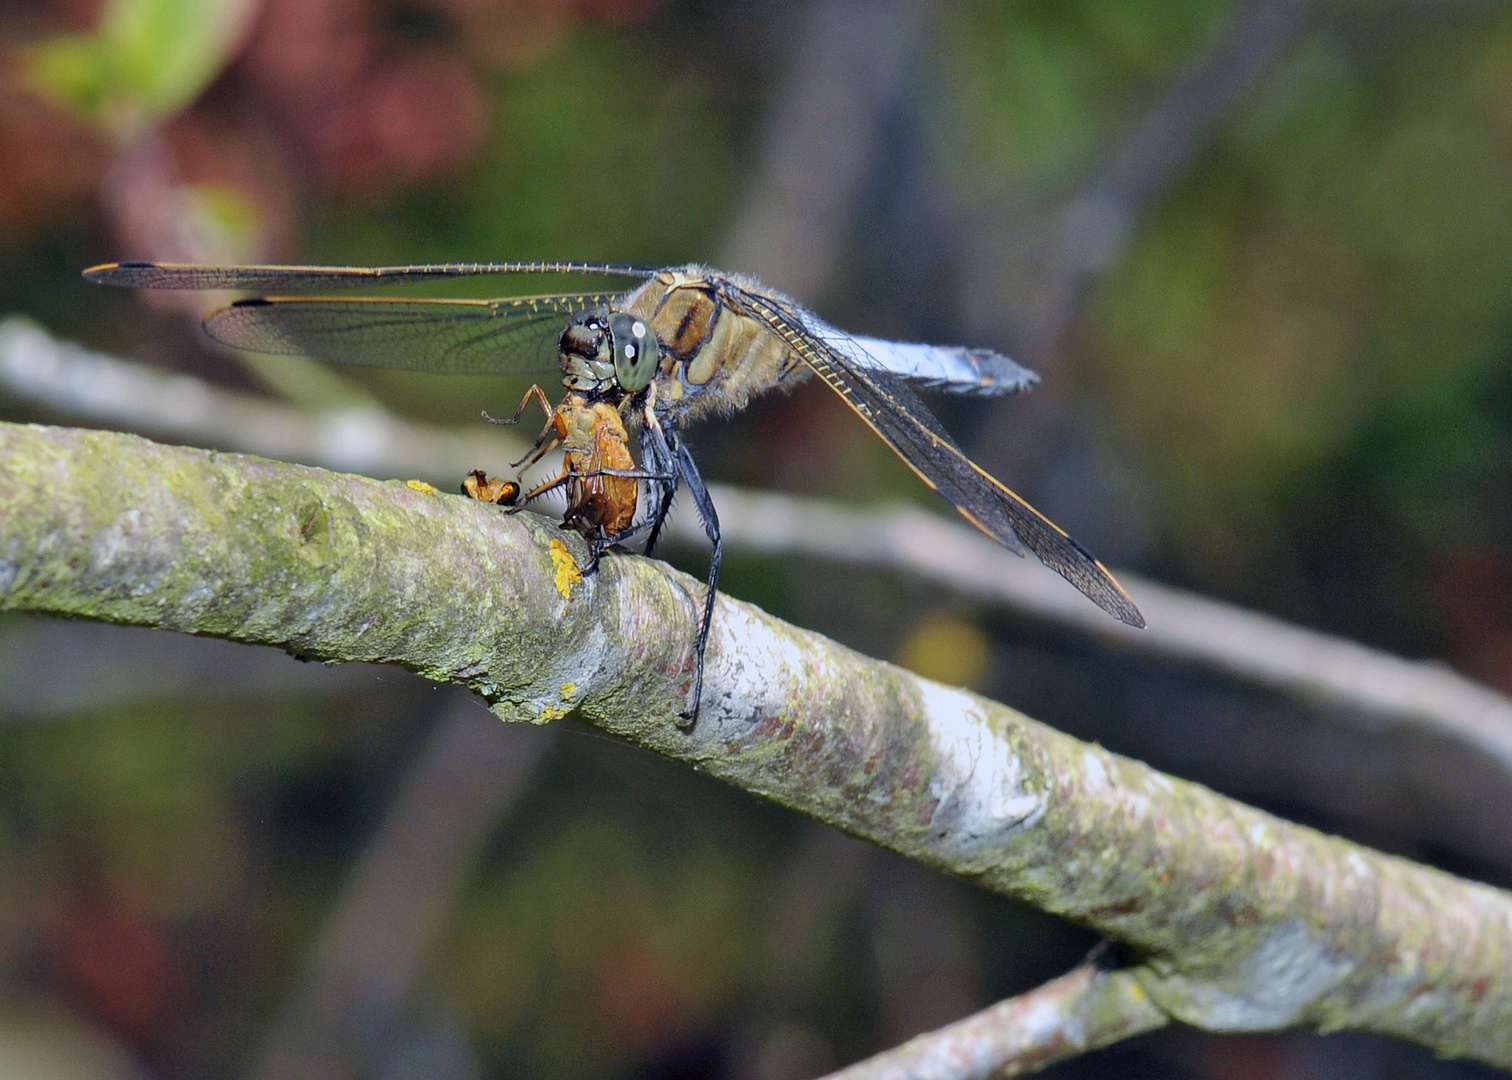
85 259 1146 723
486 384 669 572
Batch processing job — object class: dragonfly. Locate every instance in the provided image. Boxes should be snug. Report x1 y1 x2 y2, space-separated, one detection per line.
84 259 1146 721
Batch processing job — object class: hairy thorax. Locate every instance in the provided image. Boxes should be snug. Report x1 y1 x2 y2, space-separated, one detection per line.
621 267 810 425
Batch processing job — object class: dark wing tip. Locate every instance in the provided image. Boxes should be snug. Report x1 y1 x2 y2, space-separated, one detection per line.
230 297 273 308
1088 558 1145 628
974 350 1040 395
83 261 203 288
82 262 143 283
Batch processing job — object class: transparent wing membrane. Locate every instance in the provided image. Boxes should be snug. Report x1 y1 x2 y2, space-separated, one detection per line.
835 333 1039 396
82 260 655 291
204 294 613 374
726 284 1145 628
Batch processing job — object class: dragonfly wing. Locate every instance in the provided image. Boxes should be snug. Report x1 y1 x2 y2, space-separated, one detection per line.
203 294 612 375
728 289 1145 628
83 260 656 291
819 326 1040 396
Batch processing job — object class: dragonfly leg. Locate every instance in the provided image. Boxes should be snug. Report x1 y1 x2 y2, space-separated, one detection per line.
671 439 720 728
639 408 679 558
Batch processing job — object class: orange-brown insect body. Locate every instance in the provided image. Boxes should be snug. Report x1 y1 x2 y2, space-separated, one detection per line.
462 469 519 505
553 392 639 542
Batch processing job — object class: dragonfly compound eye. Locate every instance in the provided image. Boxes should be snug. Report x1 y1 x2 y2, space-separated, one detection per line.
608 312 659 393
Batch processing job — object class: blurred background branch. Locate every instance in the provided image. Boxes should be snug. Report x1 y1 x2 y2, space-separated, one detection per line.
817 962 1167 1080
252 696 553 1080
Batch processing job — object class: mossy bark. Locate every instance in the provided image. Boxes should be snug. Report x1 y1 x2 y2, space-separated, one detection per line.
3 422 1511 1065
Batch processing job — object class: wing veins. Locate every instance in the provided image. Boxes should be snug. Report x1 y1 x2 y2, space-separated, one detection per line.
84 260 657 291
202 293 611 375
725 286 1144 628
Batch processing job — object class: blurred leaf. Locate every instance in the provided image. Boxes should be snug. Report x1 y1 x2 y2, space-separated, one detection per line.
23 34 113 119
99 0 255 120
23 0 256 139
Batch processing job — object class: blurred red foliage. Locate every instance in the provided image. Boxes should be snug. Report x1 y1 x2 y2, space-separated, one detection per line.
1435 547 1512 694
2 0 661 253
0 61 110 239
46 874 183 1052
590 934 706 1053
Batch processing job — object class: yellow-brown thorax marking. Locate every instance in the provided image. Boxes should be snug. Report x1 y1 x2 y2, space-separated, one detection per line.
618 269 805 422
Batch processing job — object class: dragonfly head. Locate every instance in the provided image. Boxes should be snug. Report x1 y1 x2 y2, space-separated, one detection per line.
559 313 618 394
607 312 658 393
558 310 661 396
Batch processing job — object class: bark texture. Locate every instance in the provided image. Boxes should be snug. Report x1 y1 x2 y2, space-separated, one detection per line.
3 422 1511 1065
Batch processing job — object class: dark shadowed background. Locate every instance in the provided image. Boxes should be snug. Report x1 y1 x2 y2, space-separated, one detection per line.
1 1 1511 1078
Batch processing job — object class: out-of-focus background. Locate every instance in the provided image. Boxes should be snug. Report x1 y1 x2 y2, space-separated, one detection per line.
2 0 1512 1078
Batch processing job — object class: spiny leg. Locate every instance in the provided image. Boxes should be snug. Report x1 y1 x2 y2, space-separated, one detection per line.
511 465 672 513
639 409 679 559
671 439 721 728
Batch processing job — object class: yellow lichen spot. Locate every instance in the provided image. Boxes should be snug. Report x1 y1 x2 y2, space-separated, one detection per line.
560 682 577 699
533 703 570 725
406 480 438 493
895 612 991 690
549 539 582 599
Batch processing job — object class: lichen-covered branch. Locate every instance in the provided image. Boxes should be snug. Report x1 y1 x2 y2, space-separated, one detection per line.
8 315 1511 785
817 963 1167 1080
4 422 1512 1067
664 487 1512 778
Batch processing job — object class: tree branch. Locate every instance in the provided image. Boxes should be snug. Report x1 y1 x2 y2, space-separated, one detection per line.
667 487 1512 780
7 314 1510 789
817 963 1166 1080
4 422 1512 1066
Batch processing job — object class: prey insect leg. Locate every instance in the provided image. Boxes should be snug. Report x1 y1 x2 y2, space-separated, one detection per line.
513 466 673 510
484 384 564 471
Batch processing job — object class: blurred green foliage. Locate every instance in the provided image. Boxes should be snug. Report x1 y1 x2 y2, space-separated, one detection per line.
1089 12 1512 638
23 0 257 140
307 25 751 267
440 780 764 1078
933 0 1231 193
